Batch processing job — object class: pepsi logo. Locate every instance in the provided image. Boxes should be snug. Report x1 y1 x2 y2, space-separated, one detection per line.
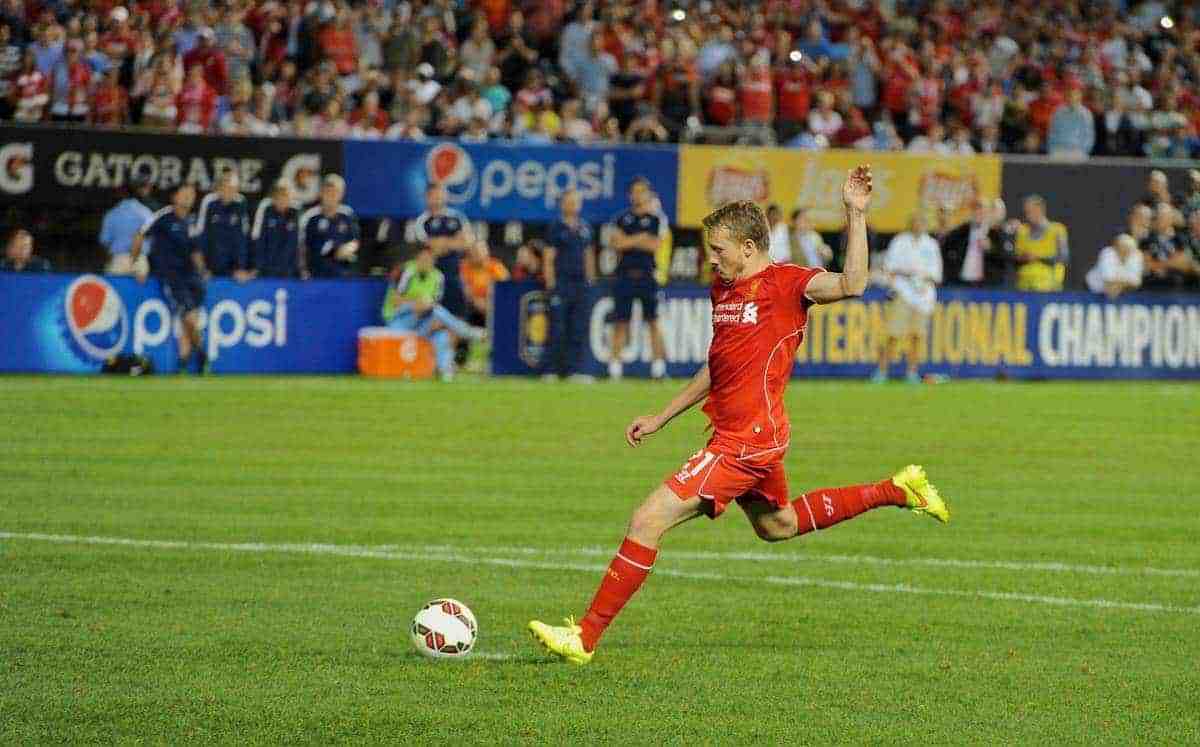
425 143 476 203
64 275 129 360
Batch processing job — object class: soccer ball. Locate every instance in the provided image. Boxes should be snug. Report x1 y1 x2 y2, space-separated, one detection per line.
411 598 477 659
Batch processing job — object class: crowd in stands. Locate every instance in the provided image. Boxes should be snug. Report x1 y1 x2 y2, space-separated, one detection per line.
2 0 1200 157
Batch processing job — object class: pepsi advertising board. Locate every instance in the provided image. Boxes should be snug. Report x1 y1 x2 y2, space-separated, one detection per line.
492 282 1200 380
343 140 680 223
0 125 344 207
0 273 387 374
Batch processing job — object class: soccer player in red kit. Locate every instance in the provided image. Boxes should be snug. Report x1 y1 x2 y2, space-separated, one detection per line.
529 166 950 664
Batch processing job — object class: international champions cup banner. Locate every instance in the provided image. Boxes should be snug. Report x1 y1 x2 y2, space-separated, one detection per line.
676 146 1002 234
342 140 680 223
492 282 1200 380
0 273 387 374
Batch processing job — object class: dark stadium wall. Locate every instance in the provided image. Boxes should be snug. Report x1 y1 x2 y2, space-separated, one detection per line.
1001 156 1198 290
0 124 345 207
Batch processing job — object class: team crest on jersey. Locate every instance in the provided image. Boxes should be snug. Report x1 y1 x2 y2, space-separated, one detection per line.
318 218 329 231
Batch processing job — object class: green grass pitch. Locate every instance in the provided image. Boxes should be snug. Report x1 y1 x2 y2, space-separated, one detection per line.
2 376 1198 743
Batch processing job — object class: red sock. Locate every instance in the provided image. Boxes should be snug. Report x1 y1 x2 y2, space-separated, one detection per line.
791 478 906 535
579 537 657 652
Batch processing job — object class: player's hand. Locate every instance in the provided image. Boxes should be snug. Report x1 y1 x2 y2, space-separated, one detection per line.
625 414 664 447
842 165 872 213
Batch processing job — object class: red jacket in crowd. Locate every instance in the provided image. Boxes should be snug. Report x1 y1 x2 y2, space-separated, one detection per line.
176 77 217 129
183 44 229 97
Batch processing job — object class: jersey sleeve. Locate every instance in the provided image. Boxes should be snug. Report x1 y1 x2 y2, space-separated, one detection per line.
776 264 826 317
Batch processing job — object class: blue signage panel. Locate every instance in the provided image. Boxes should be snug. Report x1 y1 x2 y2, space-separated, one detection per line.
0 273 387 373
343 140 679 223
492 282 1200 380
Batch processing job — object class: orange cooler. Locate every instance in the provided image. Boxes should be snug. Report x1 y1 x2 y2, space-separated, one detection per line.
357 327 436 379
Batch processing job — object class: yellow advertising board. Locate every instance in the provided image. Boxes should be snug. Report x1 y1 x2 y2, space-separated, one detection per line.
677 146 1002 233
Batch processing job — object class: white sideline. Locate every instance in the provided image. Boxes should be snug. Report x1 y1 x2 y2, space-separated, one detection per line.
2 531 1198 616
408 543 1200 579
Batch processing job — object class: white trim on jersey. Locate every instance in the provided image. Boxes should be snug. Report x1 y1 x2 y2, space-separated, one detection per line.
251 198 271 240
761 328 803 448
297 205 322 253
140 206 174 234
195 193 217 234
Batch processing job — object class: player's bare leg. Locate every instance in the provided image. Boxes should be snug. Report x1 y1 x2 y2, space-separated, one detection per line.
179 310 204 373
904 334 921 383
608 321 628 379
741 466 950 542
529 486 703 663
873 337 896 382
647 320 668 379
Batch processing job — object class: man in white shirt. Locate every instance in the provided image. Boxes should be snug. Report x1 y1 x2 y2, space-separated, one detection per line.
874 213 943 383
1086 233 1144 299
789 207 832 267
765 204 790 263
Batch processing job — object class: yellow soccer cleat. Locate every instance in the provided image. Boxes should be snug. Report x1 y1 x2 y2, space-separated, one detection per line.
528 616 594 665
891 464 950 523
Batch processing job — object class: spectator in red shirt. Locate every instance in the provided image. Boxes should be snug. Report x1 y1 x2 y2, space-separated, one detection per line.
703 62 737 126
653 37 699 136
738 52 774 126
100 6 138 62
880 39 918 118
12 49 49 123
48 41 91 123
774 54 812 142
182 27 228 98
834 107 872 147
1028 81 1065 138
317 10 358 77
349 90 390 138
90 66 128 125
176 62 216 133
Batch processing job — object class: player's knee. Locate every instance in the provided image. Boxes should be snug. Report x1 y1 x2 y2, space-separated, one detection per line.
754 522 792 543
627 504 662 542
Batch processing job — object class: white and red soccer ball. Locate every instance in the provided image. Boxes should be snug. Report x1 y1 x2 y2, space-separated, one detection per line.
411 598 477 659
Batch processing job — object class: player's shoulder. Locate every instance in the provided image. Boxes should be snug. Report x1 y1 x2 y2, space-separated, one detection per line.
336 204 356 218
766 262 826 292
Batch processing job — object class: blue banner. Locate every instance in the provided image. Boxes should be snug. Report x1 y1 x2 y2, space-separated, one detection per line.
0 273 387 374
492 282 1200 380
343 140 679 223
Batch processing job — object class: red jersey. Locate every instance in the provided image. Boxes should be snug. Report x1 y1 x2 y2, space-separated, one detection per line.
703 263 824 457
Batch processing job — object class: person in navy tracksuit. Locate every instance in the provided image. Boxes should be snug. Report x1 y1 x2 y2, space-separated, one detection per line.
299 174 360 278
130 183 212 373
542 188 596 380
404 183 473 316
249 179 300 278
608 177 668 379
196 170 250 278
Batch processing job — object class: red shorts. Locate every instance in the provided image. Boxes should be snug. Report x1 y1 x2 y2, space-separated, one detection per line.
663 436 790 518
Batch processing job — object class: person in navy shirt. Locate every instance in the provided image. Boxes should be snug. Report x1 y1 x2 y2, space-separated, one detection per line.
542 188 596 380
131 183 212 374
608 177 668 380
404 183 473 316
196 170 250 279
299 174 360 278
249 179 300 278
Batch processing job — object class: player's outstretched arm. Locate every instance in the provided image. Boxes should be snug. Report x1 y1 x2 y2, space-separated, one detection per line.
625 364 710 447
806 165 872 304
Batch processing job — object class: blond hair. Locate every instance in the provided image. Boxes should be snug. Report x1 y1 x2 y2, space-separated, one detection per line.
701 200 769 254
